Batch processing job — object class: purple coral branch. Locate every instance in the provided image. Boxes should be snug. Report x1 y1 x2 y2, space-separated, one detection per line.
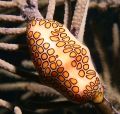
64 0 72 29
14 106 22 114
71 0 88 42
0 43 27 51
0 82 61 97
0 27 26 35
0 1 17 8
0 99 22 114
0 15 25 22
46 0 56 19
0 59 41 82
15 0 43 20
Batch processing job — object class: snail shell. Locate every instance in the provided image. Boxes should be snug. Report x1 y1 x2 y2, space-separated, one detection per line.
27 18 104 103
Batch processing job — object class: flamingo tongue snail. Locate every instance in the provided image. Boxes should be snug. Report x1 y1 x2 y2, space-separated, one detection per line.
27 18 104 104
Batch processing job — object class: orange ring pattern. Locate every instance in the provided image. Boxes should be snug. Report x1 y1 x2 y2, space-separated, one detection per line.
27 18 104 103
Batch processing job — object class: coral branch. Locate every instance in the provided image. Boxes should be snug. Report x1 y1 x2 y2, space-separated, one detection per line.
0 15 25 22
0 43 27 51
20 92 34 100
71 0 89 42
94 35 111 86
21 60 35 69
0 27 26 35
46 0 56 19
38 0 120 9
0 100 22 114
0 59 41 82
64 0 72 29
14 106 22 114
112 23 119 58
0 82 60 96
95 97 120 114
0 59 16 73
0 1 17 8
15 0 43 21
0 99 13 111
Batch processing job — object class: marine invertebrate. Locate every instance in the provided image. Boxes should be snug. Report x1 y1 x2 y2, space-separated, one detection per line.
27 18 104 103
0 0 120 114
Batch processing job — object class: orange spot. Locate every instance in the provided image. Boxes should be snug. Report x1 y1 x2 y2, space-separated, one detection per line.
32 20 36 26
42 61 49 69
74 48 81 54
68 40 75 45
76 55 82 62
50 62 57 70
86 70 96 79
51 71 58 77
63 71 69 78
45 67 51 74
56 41 65 47
33 32 41 39
86 70 95 75
72 86 79 93
90 82 95 86
77 62 82 69
45 22 51 29
69 78 77 84
82 48 87 55
50 36 59 41
49 56 56 63
34 52 39 58
29 38 35 45
56 60 62 66
38 46 44 53
64 45 72 49
32 45 37 51
73 44 81 48
52 23 58 28
71 60 77 67
62 36 70 41
86 85 92 91
83 64 89 70
95 77 100 85
36 38 44 45
83 90 88 94
93 85 98 90
82 56 89 63
78 70 85 77
57 67 64 73
64 80 71 88
59 28 65 33
63 48 73 53
41 53 48 60
69 51 77 58
37 58 42 66
39 20 46 25
51 31 59 36
28 31 33 38
60 33 67 38
43 43 50 49
47 48 55 55
86 75 96 80
58 75 65 82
